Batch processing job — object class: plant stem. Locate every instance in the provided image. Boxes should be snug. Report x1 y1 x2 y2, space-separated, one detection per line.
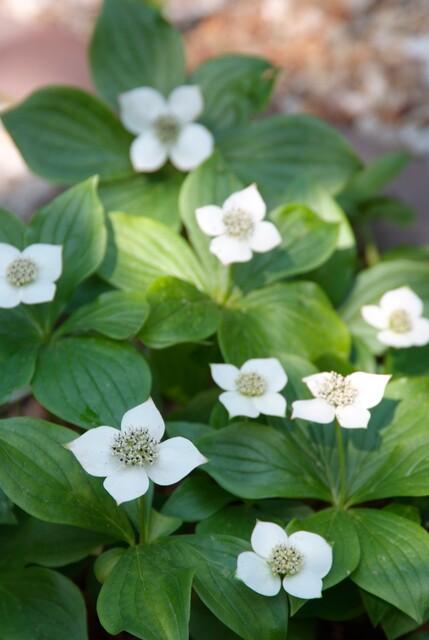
139 496 149 544
362 224 380 267
335 421 347 507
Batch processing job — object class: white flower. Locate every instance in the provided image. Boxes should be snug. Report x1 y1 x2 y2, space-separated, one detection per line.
291 371 391 429
211 358 287 418
0 243 62 309
66 398 207 505
361 286 429 348
119 85 214 172
236 521 332 599
196 184 282 265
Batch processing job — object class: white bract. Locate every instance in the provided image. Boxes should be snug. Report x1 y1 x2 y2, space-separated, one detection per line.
211 358 287 418
119 85 214 172
236 521 332 599
0 242 62 308
291 371 391 429
361 286 429 348
196 184 282 265
66 398 207 505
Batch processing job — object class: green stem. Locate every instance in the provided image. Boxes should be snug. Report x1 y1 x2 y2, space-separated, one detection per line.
139 496 148 544
362 224 380 267
138 485 153 544
335 421 347 507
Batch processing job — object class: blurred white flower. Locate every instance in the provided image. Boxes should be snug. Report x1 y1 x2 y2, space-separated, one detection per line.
291 371 391 429
66 398 207 505
196 185 281 265
119 85 213 172
236 521 332 599
211 358 287 418
0 243 62 308
361 286 429 348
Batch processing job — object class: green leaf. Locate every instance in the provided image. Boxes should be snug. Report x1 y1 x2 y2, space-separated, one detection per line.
341 151 409 199
383 503 421 524
280 178 357 305
196 501 312 540
191 54 277 130
350 509 429 623
0 512 110 568
0 346 39 404
0 417 134 542
0 208 26 247
99 212 206 291
219 282 350 364
97 545 193 640
0 306 42 401
299 580 363 622
180 153 242 301
190 596 240 640
147 509 182 542
288 508 360 589
233 204 339 291
30 178 107 301
199 422 332 502
218 114 362 206
33 336 151 429
90 0 185 106
196 505 260 539
60 290 149 340
99 171 183 228
166 421 214 443
386 343 429 377
105 535 288 640
2 87 132 183
140 276 220 348
0 567 88 640
353 195 414 225
162 475 233 522
381 603 429 640
347 378 429 504
185 535 289 640
340 259 429 354
0 489 16 525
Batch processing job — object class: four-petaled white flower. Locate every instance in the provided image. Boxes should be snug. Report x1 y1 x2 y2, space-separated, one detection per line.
66 398 207 505
0 242 62 309
119 85 214 173
361 286 429 348
236 521 332 599
291 371 391 429
211 358 287 418
196 184 282 265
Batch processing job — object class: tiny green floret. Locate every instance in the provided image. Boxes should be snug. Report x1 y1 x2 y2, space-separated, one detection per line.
269 544 303 576
111 428 160 466
223 209 255 240
6 258 38 287
153 114 181 145
236 372 267 397
389 309 412 334
317 372 358 408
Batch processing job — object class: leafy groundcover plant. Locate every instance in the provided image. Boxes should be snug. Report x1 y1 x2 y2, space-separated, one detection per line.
1 1 429 639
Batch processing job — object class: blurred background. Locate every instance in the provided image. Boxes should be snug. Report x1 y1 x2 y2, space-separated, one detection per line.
0 0 428 246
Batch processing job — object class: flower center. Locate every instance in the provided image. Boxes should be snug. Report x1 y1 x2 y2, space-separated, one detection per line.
235 372 267 397
111 428 160 466
316 371 358 408
388 309 412 334
6 257 38 287
223 209 255 240
153 114 180 145
269 544 303 576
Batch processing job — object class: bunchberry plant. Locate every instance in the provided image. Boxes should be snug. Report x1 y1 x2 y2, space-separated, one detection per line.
1 1 429 639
